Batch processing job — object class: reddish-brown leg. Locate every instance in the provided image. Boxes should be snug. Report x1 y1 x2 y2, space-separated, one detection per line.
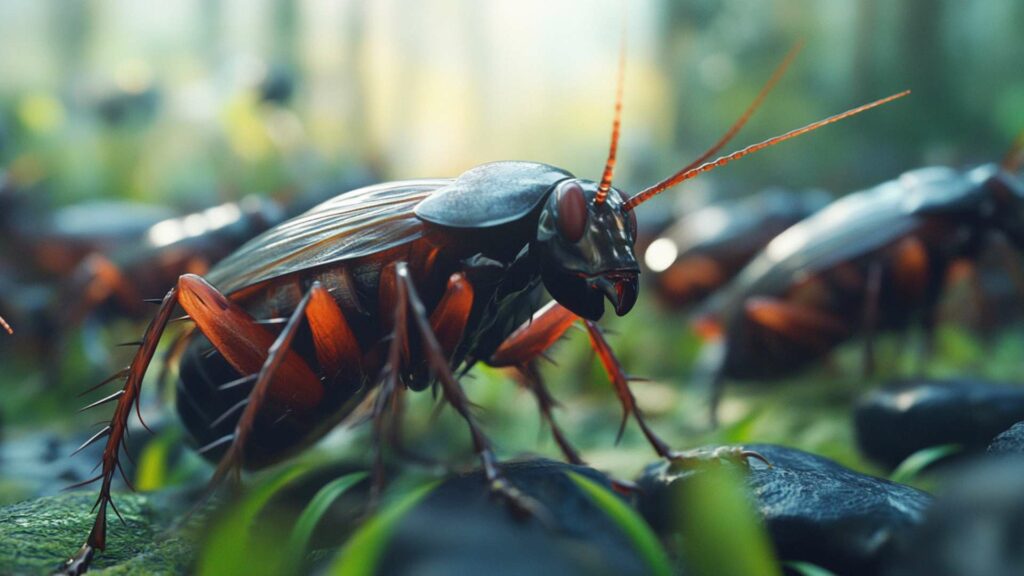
493 302 762 467
65 254 141 327
744 297 849 350
0 313 11 334
392 263 549 519
862 261 883 378
208 283 327 487
515 363 586 465
488 301 586 462
59 274 322 575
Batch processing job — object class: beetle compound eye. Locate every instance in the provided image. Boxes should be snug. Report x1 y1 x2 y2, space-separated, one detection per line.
556 181 588 242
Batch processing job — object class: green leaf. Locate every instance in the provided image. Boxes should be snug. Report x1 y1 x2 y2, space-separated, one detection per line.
786 560 839 576
890 444 961 484
676 465 782 576
328 480 438 576
197 464 313 576
135 428 181 491
284 471 368 569
568 471 672 576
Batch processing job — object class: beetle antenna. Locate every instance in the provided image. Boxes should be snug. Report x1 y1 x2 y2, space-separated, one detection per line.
596 13 627 205
1001 128 1024 173
623 90 911 211
675 41 804 177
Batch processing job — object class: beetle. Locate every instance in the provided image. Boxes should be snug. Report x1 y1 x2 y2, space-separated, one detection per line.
644 187 830 309
59 45 907 573
699 142 1024 422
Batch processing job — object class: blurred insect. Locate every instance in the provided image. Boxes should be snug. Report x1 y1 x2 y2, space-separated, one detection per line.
62 196 286 328
59 40 907 573
700 136 1024 422
644 188 830 309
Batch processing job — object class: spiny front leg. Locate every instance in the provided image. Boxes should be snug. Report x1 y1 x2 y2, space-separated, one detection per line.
582 318 766 468
392 263 550 522
58 286 180 576
488 300 587 464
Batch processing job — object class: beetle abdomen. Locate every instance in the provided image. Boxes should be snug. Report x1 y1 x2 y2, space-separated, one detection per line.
176 331 369 469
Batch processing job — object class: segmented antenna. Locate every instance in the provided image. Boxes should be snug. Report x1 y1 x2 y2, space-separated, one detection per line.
1001 129 1024 173
596 16 627 205
623 90 911 212
676 41 804 176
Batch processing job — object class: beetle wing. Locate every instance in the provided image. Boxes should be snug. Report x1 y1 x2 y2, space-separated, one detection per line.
712 180 923 310
206 179 451 294
415 161 573 228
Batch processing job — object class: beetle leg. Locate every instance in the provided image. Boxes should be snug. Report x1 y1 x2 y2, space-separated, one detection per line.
862 261 883 378
61 275 323 575
486 301 584 458
514 362 586 465
393 262 548 520
307 283 363 379
488 300 579 367
744 297 849 351
208 284 322 487
59 286 180 576
0 314 11 334
65 253 141 327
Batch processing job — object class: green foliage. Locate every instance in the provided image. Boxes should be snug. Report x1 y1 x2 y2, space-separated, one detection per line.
675 465 782 576
890 444 961 485
786 561 840 576
283 471 368 569
197 465 313 576
568 472 673 576
327 481 438 576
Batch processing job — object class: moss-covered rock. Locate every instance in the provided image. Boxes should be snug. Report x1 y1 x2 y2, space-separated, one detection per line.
0 490 195 575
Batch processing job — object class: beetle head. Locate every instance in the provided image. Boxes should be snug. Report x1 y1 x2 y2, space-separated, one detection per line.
535 179 639 320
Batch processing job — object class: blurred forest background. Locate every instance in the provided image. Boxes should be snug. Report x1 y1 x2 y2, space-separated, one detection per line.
1 0 1021 207
2 1 1024 574
1 0 1024 520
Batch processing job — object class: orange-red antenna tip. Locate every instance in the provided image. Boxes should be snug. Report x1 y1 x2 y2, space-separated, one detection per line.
624 90 911 211
596 17 628 205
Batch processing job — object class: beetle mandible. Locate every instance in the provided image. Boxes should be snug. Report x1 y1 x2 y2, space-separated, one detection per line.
59 44 908 573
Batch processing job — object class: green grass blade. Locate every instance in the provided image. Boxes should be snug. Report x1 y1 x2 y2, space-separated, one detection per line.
197 464 313 576
328 480 438 576
568 471 672 576
890 444 961 484
786 560 839 576
284 471 368 568
676 465 782 576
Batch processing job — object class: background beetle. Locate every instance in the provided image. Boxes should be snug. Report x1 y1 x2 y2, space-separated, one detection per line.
699 145 1024 422
644 187 831 310
59 44 907 573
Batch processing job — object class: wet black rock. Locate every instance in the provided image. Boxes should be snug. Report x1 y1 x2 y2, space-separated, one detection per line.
884 458 1024 576
854 379 1024 469
636 444 932 576
987 421 1024 455
376 458 652 576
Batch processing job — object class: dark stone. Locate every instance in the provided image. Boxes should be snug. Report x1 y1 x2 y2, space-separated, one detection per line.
377 458 652 576
884 458 1024 576
854 379 1024 469
636 444 932 576
988 421 1024 455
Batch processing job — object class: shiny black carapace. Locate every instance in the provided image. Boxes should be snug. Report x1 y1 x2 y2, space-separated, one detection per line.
60 42 907 574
